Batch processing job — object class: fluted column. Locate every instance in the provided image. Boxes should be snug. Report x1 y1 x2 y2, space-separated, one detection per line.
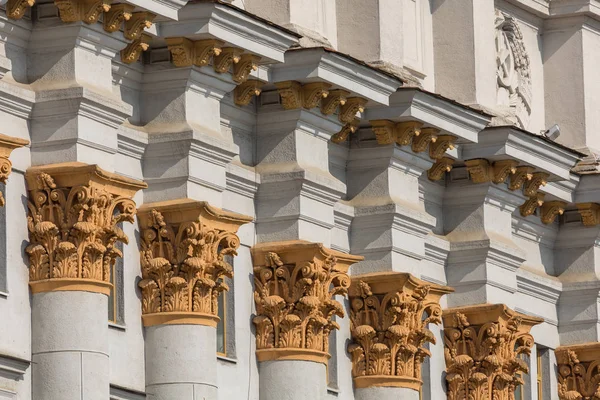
556 342 600 399
347 272 453 400
137 199 251 400
442 304 542 400
251 240 363 400
25 162 146 400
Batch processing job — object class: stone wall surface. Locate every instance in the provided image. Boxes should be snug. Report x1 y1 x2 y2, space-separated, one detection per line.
0 0 599 400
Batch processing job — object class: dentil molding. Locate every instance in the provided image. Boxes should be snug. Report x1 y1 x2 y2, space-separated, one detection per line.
443 304 542 400
25 162 146 295
137 199 251 327
348 272 453 391
251 240 363 365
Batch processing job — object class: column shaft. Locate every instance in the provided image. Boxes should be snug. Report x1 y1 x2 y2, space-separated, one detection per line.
259 360 326 400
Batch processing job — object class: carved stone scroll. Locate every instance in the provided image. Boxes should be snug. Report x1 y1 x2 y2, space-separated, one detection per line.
331 118 360 144
232 54 261 84
321 89 350 115
54 0 111 24
465 159 519 184
523 172 549 197
339 97 367 124
251 240 363 365
556 342 600 400
103 3 133 32
509 166 535 191
6 0 35 19
121 33 151 64
124 11 155 40
370 120 424 147
166 38 225 68
428 157 454 181
234 80 264 107
0 133 28 207
541 200 566 225
578 203 600 226
137 199 251 327
348 272 453 391
520 193 545 218
213 47 243 73
429 135 456 160
443 304 542 400
25 162 146 295
412 127 438 153
275 81 332 110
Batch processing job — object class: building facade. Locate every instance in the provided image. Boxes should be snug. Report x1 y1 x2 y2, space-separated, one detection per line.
0 0 599 399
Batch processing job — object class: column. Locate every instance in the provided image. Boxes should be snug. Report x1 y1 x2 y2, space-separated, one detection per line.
442 304 542 400
25 162 146 400
137 199 251 400
555 342 600 399
251 240 362 400
347 272 453 400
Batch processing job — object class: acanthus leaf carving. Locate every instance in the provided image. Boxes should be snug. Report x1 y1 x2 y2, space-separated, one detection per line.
6 0 35 19
138 200 251 327
371 120 396 145
509 166 535 191
0 133 28 207
301 82 331 109
321 89 350 115
166 38 224 68
349 273 453 391
123 11 155 40
232 54 261 84
331 118 360 144
443 304 542 400
120 33 151 64
339 97 367 124
522 172 549 197
395 121 423 146
213 47 243 74
276 81 302 110
25 163 145 294
427 157 454 181
556 343 600 400
234 80 264 107
412 127 438 153
492 159 519 184
252 241 362 364
541 200 566 224
54 0 111 24
520 192 545 217
429 135 456 160
578 203 600 226
103 3 133 33
465 159 493 184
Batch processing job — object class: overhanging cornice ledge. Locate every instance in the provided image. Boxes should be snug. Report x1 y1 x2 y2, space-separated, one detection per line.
125 0 189 20
364 88 492 143
158 1 299 63
269 48 402 105
461 126 581 181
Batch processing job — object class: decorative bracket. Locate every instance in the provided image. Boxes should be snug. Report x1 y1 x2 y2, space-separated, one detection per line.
103 3 133 32
234 80 264 107
0 133 28 206
541 200 566 224
428 157 454 181
121 33 151 64
578 203 600 226
166 38 225 68
54 0 111 24
6 0 35 19
124 11 155 40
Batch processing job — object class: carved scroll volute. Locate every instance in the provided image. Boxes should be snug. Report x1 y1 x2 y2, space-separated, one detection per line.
55 0 111 24
348 273 453 391
556 342 600 400
251 240 363 365
25 162 147 295
578 203 600 226
443 304 542 400
6 0 35 19
0 133 28 207
137 199 252 327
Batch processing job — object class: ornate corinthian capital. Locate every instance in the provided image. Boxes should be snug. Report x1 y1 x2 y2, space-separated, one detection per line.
137 199 251 327
25 162 146 295
556 342 600 400
251 240 363 365
0 133 28 206
443 304 542 400
348 273 453 391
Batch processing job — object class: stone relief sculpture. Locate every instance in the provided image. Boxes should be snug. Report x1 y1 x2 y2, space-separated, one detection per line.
495 10 532 129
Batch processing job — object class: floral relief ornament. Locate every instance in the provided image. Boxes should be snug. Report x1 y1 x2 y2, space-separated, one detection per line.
556 344 600 400
253 248 352 361
26 172 136 291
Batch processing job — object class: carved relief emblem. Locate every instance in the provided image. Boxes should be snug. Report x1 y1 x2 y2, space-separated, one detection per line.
495 10 532 129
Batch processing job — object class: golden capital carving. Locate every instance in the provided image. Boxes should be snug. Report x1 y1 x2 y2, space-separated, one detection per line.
213 47 243 73
6 0 35 19
275 81 332 110
137 199 251 327
348 272 453 391
25 162 146 295
234 80 264 107
520 193 545 217
321 89 350 115
166 38 225 68
252 240 363 364
412 127 438 153
124 11 155 40
103 3 133 32
578 203 600 226
0 133 28 207
120 33 151 64
331 118 360 144
339 97 367 124
523 172 549 197
428 157 454 181
232 54 261 84
54 0 111 24
541 200 566 224
443 304 542 400
429 135 456 160
556 342 600 400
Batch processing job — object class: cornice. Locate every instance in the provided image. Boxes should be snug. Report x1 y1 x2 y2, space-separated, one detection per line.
516 268 562 303
269 48 401 105
109 384 146 400
0 353 29 381
365 88 491 144
157 1 298 63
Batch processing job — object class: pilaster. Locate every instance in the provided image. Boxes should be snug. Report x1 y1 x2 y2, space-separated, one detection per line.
25 162 145 400
556 342 600 399
0 133 28 206
347 272 453 399
251 240 362 400
443 304 543 400
137 198 251 400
